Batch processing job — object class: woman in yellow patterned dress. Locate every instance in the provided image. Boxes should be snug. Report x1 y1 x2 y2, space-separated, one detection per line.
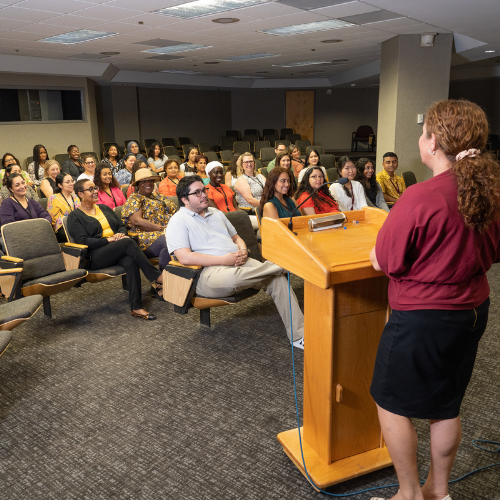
121 168 177 270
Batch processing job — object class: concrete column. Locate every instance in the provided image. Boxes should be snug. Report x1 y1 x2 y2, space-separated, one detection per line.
376 34 453 181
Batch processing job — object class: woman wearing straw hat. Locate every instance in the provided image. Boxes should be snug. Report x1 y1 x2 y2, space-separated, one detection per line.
122 168 177 274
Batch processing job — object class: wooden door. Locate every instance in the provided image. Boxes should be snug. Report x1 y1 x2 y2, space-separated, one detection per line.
286 91 314 143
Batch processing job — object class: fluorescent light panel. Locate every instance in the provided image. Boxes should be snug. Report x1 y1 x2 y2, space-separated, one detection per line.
273 60 331 67
154 0 269 19
219 52 279 61
260 19 355 36
40 30 118 45
142 44 211 54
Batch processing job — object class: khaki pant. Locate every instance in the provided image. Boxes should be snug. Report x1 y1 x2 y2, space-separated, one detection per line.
196 258 304 341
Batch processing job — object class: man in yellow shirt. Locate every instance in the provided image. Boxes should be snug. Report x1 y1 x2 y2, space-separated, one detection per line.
376 152 406 203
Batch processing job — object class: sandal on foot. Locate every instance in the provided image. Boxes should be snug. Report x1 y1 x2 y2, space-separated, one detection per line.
152 281 165 302
131 311 156 320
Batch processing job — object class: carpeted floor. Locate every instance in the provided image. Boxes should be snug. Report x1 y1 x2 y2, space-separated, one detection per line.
0 267 499 500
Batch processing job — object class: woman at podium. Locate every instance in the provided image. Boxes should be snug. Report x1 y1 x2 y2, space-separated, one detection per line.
369 99 500 500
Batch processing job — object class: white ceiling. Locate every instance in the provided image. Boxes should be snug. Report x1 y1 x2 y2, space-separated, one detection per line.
0 0 497 88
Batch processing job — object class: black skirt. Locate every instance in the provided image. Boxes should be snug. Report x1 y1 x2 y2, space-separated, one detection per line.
370 298 490 420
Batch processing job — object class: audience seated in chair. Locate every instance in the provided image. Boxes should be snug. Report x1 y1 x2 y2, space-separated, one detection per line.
0 165 39 202
121 168 176 271
194 155 210 185
297 149 326 183
355 158 389 212
376 152 406 204
290 145 304 178
224 154 240 187
295 167 340 215
234 153 266 230
1 153 33 187
68 179 163 320
47 173 80 242
0 173 52 226
61 145 84 181
330 156 368 211
125 159 151 198
77 154 96 182
165 175 304 347
95 162 126 210
40 160 61 198
27 144 48 186
147 142 167 174
115 153 136 187
127 141 147 163
261 167 298 220
266 142 288 172
180 147 199 176
102 143 123 175
158 160 184 197
205 162 238 212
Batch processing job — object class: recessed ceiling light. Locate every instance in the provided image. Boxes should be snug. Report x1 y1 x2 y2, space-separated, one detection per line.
204 61 220 64
485 50 496 53
273 60 331 68
39 29 118 45
160 69 203 74
260 20 355 37
321 39 343 43
100 51 120 56
350 83 356 86
154 0 268 19
219 52 280 61
212 17 239 24
142 44 211 54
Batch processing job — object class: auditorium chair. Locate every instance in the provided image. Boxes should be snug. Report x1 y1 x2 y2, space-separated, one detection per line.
254 141 270 158
220 136 236 151
262 128 277 137
163 146 178 157
225 130 241 140
161 138 176 148
296 139 311 154
54 153 70 165
280 128 293 140
306 145 324 155
220 150 234 165
181 144 196 159
402 170 417 188
198 142 214 154
1 219 88 317
325 167 338 183
233 141 251 155
279 140 291 149
351 125 376 152
26 156 33 170
163 210 261 328
242 134 259 149
144 139 157 152
177 137 192 148
320 154 335 171
286 133 301 143
264 134 279 146
259 147 275 167
0 292 43 332
204 151 219 163
168 155 182 164
244 129 259 138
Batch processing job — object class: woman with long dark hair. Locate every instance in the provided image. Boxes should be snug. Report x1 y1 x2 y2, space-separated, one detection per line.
329 156 367 211
102 143 123 174
27 144 48 186
295 166 339 215
298 148 327 183
369 100 500 500
355 158 389 212
180 146 199 175
95 162 126 209
261 167 297 219
147 142 167 174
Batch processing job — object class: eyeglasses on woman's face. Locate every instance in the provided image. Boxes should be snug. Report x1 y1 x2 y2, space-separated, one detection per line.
242 160 254 165
310 174 324 180
63 179 75 184
82 186 98 193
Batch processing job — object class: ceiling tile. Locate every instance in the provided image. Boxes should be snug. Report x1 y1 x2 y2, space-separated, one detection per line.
88 21 151 33
0 30 42 41
71 4 141 21
311 1 382 18
0 6 59 22
364 17 420 29
231 2 308 19
39 15 98 29
117 13 188 28
105 0 179 9
15 24 70 36
13 0 92 14
0 18 33 29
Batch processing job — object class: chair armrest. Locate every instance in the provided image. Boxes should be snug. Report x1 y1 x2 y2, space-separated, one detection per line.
352 131 357 139
61 242 87 249
0 267 23 301
169 261 202 270
239 206 253 212
60 245 86 271
1 255 24 263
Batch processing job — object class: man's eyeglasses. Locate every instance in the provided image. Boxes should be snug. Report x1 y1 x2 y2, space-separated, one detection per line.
82 186 98 193
187 187 208 198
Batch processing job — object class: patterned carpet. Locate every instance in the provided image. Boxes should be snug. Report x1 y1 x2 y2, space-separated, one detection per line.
0 267 499 500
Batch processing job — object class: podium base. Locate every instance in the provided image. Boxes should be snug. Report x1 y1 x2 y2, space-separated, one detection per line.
277 427 393 489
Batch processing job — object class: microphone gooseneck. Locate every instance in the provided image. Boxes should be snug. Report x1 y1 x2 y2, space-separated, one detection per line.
287 178 349 233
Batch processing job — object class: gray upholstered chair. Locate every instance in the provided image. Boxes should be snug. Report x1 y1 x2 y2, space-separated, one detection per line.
0 294 43 331
296 139 312 154
1 219 87 317
163 146 178 157
254 141 270 158
402 170 417 188
307 145 324 155
163 210 261 327
204 151 219 163
198 142 214 154
233 141 251 155
0 331 11 358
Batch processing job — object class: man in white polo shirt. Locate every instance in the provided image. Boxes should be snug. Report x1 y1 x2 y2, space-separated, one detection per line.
165 175 304 348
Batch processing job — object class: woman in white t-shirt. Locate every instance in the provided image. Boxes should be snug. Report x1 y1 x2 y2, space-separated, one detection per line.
180 146 199 176
147 142 167 174
329 156 368 211
77 153 97 182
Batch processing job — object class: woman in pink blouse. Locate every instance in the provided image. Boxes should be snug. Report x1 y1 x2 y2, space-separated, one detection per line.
95 162 126 209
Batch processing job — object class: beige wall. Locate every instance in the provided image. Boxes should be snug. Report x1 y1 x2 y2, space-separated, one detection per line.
0 73 100 167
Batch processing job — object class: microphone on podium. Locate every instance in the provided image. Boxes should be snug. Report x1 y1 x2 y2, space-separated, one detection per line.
288 177 349 233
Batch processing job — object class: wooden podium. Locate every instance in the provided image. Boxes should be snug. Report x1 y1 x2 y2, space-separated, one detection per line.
261 208 393 489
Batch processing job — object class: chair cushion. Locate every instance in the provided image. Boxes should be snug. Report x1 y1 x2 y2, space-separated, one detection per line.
196 288 259 303
224 210 261 261
23 269 86 288
89 266 125 276
0 331 12 353
0 294 43 324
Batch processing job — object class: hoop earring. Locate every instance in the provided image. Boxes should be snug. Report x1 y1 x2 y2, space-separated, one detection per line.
428 148 435 155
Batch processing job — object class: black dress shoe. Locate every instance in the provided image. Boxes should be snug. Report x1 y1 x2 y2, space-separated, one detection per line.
131 311 156 320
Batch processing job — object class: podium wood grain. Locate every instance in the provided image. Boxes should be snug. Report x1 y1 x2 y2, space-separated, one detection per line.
262 208 393 487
